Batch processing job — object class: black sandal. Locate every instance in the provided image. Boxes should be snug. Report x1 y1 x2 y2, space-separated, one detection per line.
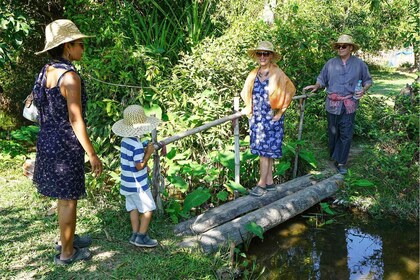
55 234 92 251
54 247 92 265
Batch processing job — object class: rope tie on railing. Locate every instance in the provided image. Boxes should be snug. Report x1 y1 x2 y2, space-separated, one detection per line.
156 141 167 156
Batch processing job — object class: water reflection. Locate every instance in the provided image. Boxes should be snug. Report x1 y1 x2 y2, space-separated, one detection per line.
245 214 419 280
346 228 383 279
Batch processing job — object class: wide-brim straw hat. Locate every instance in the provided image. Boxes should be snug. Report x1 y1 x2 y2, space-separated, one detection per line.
112 105 161 137
35 19 94 55
332 34 359 52
247 41 281 62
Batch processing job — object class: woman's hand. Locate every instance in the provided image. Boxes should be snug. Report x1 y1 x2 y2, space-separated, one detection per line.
90 154 103 177
272 114 282 121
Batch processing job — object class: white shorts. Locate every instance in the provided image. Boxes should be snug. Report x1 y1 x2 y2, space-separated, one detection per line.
125 189 156 213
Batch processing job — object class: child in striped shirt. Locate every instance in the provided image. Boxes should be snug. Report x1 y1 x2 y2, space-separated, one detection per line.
112 105 161 247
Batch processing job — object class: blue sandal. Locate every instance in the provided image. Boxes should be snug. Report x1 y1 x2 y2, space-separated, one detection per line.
266 184 276 191
249 186 267 197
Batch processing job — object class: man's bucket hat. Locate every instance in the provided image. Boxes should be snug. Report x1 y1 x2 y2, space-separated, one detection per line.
332 34 359 52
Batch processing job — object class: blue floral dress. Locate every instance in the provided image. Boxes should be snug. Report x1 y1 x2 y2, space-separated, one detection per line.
33 59 88 200
249 77 285 159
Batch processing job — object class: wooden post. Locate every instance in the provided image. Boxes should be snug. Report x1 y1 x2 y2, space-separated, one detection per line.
233 97 240 185
152 128 163 215
293 97 306 178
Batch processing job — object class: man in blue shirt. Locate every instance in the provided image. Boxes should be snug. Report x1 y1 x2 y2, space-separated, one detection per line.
304 34 373 174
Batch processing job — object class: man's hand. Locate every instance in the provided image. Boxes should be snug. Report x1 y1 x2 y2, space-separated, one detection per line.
354 89 365 99
303 84 320 93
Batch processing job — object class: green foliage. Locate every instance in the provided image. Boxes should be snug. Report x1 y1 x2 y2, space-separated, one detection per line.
224 180 247 195
181 187 211 216
0 3 33 67
0 125 38 157
303 202 338 228
0 138 26 157
245 221 264 240
0 1 63 126
320 202 335 215
10 125 38 144
1 0 417 223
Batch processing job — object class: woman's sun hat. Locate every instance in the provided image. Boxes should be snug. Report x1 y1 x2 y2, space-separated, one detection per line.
112 105 161 137
247 41 281 62
35 19 94 55
332 34 359 52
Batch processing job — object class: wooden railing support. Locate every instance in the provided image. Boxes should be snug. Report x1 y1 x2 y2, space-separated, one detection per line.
152 128 164 215
293 97 306 178
234 97 240 185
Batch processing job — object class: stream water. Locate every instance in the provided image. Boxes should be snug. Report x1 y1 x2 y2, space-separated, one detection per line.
245 210 419 280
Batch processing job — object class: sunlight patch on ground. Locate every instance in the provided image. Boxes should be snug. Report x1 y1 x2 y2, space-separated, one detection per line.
368 94 395 107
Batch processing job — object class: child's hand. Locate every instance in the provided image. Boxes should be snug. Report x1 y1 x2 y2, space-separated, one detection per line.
146 142 155 154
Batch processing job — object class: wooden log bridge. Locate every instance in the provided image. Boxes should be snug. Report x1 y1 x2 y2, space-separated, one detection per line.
176 172 343 253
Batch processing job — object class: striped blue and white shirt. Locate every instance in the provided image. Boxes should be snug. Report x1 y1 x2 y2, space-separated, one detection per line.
120 137 149 195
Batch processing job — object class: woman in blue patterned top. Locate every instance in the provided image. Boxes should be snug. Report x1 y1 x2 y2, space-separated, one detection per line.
33 19 102 265
241 41 296 197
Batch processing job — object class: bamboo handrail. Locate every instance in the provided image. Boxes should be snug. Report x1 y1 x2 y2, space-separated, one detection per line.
153 111 246 150
151 91 316 213
153 92 316 150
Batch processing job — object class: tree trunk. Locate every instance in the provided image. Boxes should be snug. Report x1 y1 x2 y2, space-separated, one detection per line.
178 174 343 253
174 172 327 236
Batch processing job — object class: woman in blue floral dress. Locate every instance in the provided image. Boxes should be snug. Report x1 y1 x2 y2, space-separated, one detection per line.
240 41 296 197
33 19 102 265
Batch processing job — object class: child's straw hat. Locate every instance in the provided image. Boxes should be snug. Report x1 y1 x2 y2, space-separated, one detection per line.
112 105 160 137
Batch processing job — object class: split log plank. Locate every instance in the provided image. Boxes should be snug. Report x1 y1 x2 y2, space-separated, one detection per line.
179 174 343 253
174 173 326 236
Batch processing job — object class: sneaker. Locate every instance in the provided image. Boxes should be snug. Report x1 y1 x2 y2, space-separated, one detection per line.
129 233 138 245
249 186 267 197
266 184 276 191
55 234 92 251
335 163 347 175
54 247 92 265
134 233 158 248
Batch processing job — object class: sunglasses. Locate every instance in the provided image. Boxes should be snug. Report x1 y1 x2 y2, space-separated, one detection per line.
72 41 85 49
256 51 271 57
336 44 349 50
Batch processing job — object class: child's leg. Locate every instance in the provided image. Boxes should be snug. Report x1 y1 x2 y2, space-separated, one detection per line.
139 211 152 234
129 210 140 233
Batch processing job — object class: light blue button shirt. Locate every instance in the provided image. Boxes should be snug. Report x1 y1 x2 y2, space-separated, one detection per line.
317 55 372 114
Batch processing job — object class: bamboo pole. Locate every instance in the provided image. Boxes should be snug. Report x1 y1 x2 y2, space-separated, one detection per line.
151 128 163 215
233 97 240 185
154 111 245 149
293 97 306 178
153 93 314 151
